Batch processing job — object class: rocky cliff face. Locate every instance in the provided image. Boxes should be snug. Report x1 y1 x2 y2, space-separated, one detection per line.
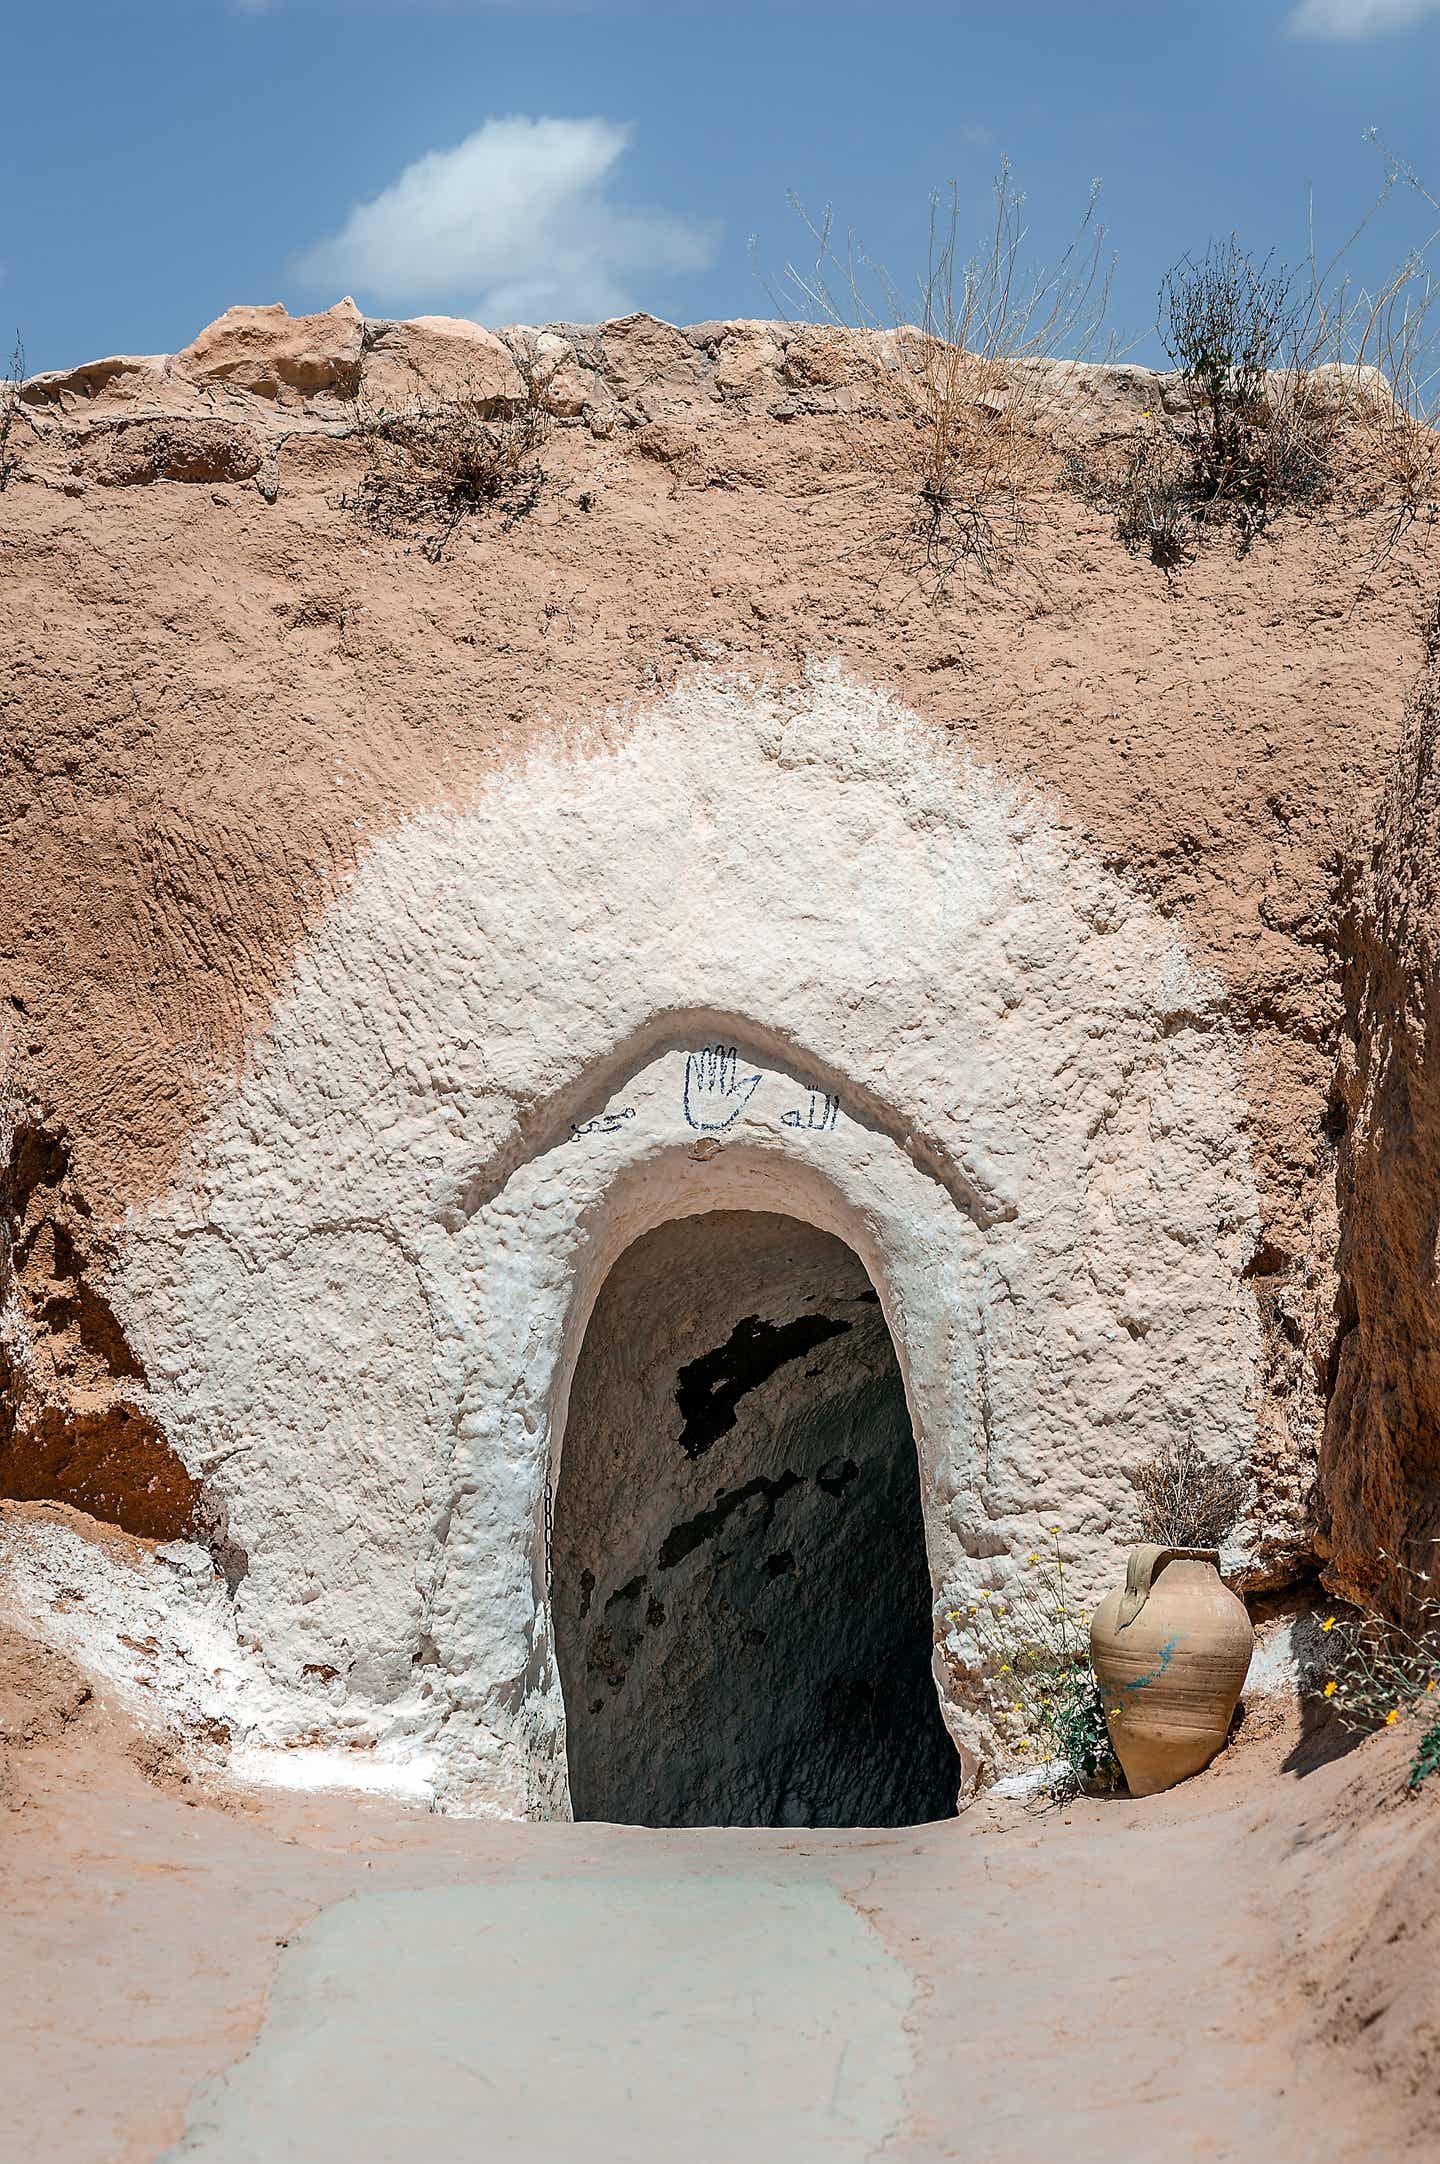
2 298 1437 1800
0 1092 204 1544
1324 605 1440 1612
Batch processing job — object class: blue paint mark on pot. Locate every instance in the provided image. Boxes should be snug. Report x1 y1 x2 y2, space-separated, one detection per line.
1118 1635 1182 1704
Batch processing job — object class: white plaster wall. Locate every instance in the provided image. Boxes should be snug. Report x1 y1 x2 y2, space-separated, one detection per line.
105 661 1262 1811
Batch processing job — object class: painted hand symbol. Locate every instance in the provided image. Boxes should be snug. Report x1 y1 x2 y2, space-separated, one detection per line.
683 1044 763 1132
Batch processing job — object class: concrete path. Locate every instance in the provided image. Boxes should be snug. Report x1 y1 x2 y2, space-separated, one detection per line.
165 1874 913 2163
7 1702 1420 2164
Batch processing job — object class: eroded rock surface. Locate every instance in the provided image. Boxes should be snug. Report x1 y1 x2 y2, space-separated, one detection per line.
4 295 1437 1793
1324 605 1440 1609
0 1105 198 1542
177 299 365 402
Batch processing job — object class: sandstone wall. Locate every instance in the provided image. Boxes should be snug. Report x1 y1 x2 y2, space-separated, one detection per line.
3 299 1435 1802
89 669 1258 1806
1323 605 1440 1611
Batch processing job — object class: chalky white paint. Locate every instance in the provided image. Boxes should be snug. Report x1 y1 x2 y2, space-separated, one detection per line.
96 661 1261 1811
0 1512 438 1800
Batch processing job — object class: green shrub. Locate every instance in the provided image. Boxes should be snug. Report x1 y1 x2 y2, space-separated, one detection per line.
948 1530 1119 1803
1410 1717 1440 1791
1315 1561 1440 1792
1159 236 1335 546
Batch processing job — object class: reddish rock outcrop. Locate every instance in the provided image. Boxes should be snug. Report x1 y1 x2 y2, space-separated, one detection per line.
0 1104 198 1542
1323 602 1440 1610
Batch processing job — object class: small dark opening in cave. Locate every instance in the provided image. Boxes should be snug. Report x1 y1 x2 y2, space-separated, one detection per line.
675 1310 852 1458
553 1210 958 1829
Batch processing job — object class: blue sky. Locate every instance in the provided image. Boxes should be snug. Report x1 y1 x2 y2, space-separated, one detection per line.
5 0 1440 374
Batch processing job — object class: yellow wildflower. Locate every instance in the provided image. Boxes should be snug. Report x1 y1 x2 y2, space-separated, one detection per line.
1321 1617 1335 1634
1323 1680 1338 1698
1385 1708 1401 1726
1027 1553 1039 1564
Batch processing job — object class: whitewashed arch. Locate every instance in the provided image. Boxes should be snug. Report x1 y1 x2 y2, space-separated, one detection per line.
109 662 1261 1813
426 1029 992 1814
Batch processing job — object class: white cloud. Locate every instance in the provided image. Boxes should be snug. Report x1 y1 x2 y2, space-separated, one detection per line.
292 115 714 324
1288 0 1440 36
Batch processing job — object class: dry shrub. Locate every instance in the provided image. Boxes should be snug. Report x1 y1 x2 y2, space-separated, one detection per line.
1333 151 1440 552
1108 430 1192 565
0 334 25 492
344 345 552 562
770 166 1113 593
1348 143 1440 516
1070 216 1402 570
1354 288 1440 516
1065 162 1440 573
1064 427 1192 573
1130 1434 1248 1550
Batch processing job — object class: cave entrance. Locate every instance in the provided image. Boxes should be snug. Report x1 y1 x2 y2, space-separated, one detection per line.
552 1210 958 1828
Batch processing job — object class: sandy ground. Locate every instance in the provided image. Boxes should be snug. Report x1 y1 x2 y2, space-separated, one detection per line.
3 1633 1435 2163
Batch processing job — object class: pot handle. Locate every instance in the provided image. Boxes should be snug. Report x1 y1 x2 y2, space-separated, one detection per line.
1115 1543 1222 1628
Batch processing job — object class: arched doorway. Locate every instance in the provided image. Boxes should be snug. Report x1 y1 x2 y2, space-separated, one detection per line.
553 1209 958 1828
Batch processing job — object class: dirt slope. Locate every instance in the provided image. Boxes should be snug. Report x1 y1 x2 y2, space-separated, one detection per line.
2 1602 1434 2162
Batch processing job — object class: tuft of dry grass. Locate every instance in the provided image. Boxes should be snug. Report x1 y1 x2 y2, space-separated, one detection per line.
1351 143 1440 497
1336 149 1440 553
1355 297 1440 518
1064 427 1193 573
769 166 1113 594
343 344 554 563
1130 1434 1249 1550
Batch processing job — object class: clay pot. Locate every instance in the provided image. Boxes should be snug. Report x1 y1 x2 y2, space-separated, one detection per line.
1090 1545 1253 1797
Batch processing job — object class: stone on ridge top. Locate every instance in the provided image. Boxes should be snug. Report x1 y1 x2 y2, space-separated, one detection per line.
177 298 365 401
359 316 524 412
18 352 169 407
